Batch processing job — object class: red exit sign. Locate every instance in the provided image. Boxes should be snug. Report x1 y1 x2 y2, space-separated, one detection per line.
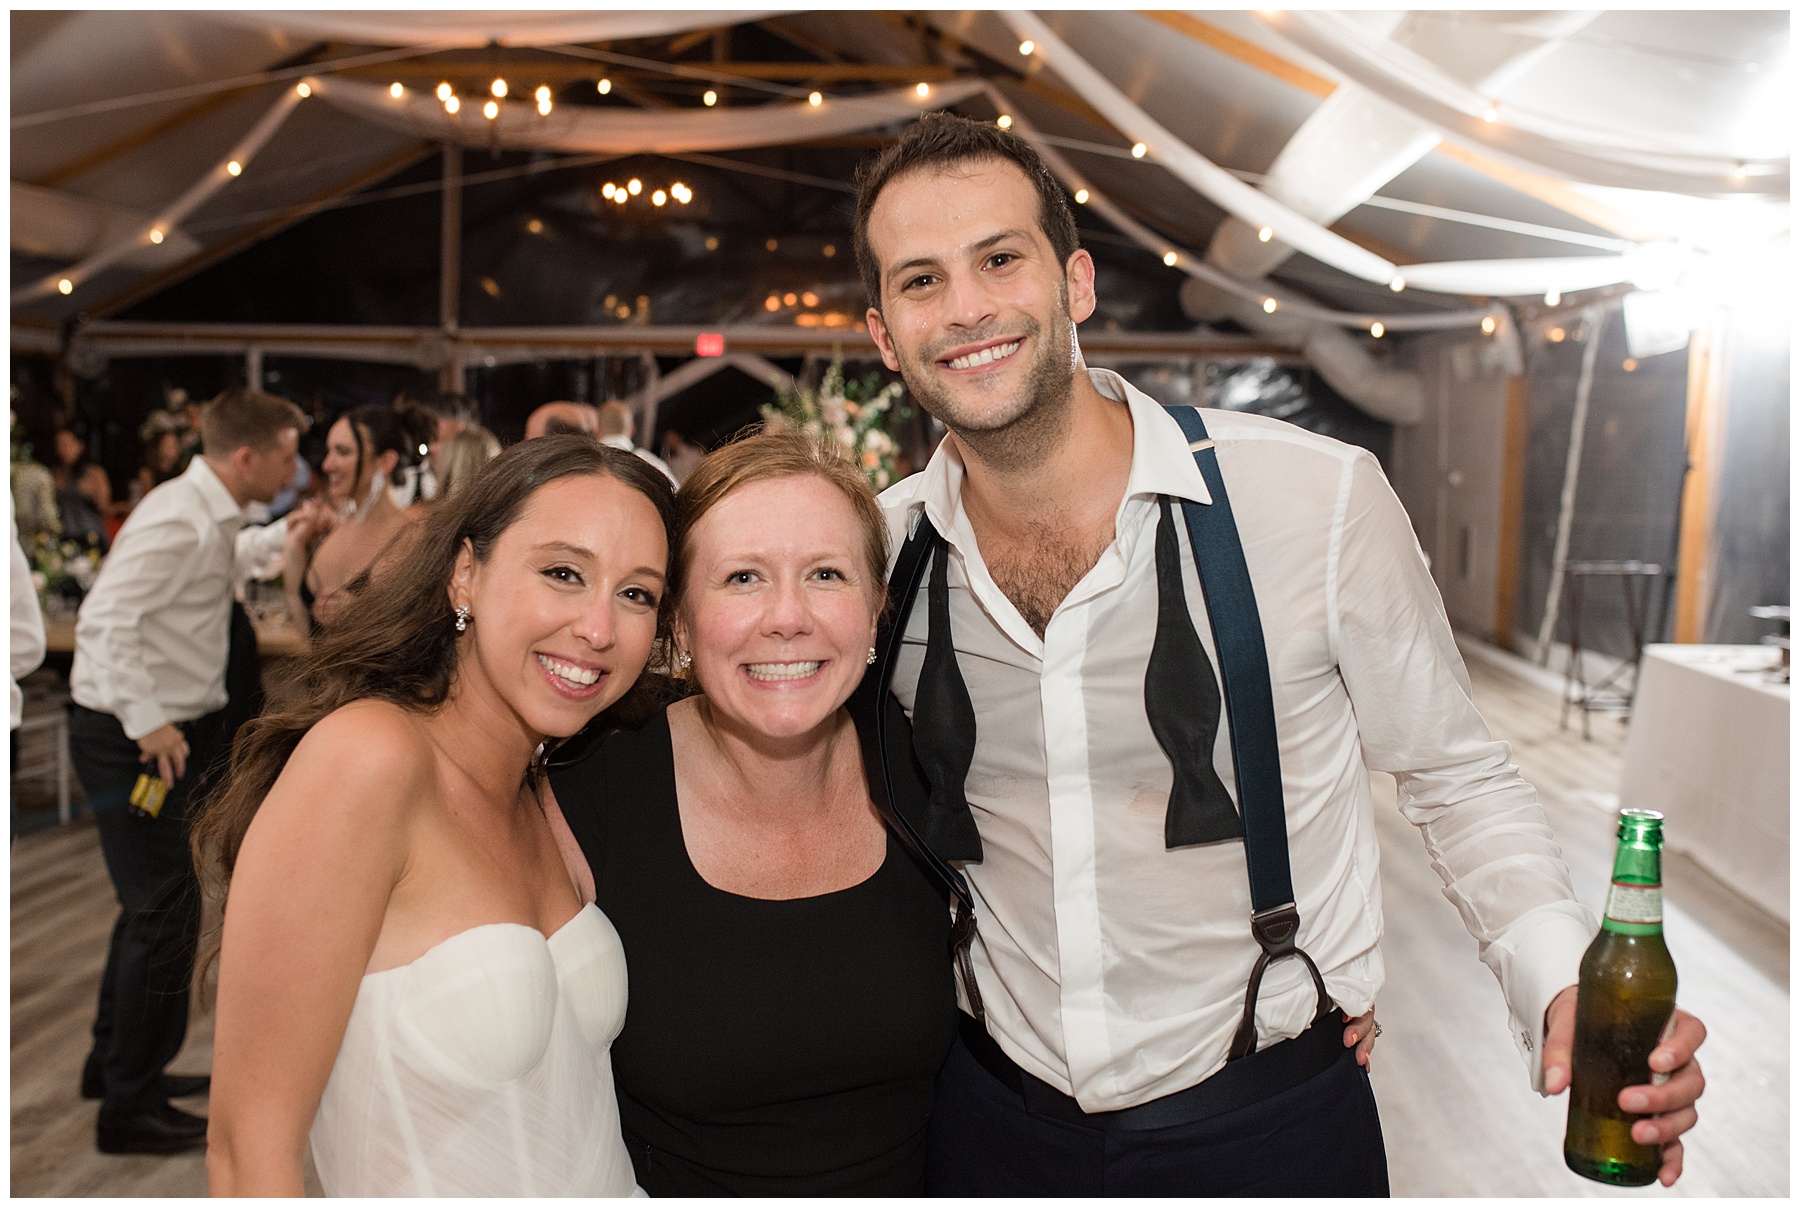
695 332 725 357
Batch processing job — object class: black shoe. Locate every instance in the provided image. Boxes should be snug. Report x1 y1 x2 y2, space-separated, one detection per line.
81 1055 211 1102
96 1100 209 1155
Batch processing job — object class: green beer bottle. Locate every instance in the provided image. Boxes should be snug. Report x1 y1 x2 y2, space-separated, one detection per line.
1564 809 1678 1186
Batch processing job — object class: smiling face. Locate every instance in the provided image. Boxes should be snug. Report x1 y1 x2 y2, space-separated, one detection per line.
321 417 363 505
864 159 1097 452
677 474 881 745
449 473 668 741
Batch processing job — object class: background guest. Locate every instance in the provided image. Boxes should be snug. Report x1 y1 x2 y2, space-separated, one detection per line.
68 388 304 1155
126 411 186 517
432 425 501 503
525 400 600 440
418 390 479 502
47 419 112 553
597 401 676 484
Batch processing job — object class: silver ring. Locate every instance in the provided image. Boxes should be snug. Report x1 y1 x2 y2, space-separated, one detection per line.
1372 1022 1384 1038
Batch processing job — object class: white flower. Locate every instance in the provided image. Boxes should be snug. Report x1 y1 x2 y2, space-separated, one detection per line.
834 424 856 447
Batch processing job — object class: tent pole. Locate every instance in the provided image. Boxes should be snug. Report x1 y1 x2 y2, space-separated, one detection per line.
439 142 464 393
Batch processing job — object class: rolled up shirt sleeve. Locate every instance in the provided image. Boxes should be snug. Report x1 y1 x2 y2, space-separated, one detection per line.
73 510 204 740
1331 449 1595 1092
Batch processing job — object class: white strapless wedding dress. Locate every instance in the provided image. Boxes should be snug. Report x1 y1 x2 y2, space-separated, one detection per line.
309 903 642 1196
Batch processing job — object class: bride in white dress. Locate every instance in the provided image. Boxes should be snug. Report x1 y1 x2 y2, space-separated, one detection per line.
193 437 676 1195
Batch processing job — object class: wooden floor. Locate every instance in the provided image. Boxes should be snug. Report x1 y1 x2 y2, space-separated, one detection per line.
10 647 1787 1197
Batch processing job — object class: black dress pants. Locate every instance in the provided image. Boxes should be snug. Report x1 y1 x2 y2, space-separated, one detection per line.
925 1032 1390 1197
70 704 229 1113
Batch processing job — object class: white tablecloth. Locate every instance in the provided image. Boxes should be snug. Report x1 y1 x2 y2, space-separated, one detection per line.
1620 645 1789 922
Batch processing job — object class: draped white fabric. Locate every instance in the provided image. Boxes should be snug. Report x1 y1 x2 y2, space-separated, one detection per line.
1259 10 1787 198
218 10 791 50
998 15 1687 302
303 73 986 155
11 86 304 306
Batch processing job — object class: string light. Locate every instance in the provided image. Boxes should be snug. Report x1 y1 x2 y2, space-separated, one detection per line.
226 160 242 176
706 236 719 251
1548 326 1567 342
1370 322 1385 337
822 243 836 258
1545 289 1562 306
1262 297 1278 313
671 182 692 203
389 82 405 99
491 79 507 98
802 291 819 307
1074 188 1089 204
765 295 781 311
1483 104 1499 123
703 90 718 107
915 83 931 98
652 189 667 206
536 85 552 115
1163 251 1179 266
996 114 1012 129
1258 226 1273 242
1731 163 1747 183
613 188 627 205
1131 142 1147 158
1481 315 1497 334
445 96 461 114
437 82 452 101
603 183 617 199
296 82 312 98
1622 358 1639 371
57 278 73 295
149 229 164 244
809 91 823 107
483 99 499 120
766 238 778 251
526 217 544 234
1388 275 1405 292
539 98 552 116
627 178 642 196
784 292 798 306
597 78 611 95
1019 40 1035 55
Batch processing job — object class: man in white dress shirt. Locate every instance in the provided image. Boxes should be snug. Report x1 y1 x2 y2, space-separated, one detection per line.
69 388 303 1155
854 114 1706 1194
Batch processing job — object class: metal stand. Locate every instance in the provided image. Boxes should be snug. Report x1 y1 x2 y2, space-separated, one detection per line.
1559 560 1664 739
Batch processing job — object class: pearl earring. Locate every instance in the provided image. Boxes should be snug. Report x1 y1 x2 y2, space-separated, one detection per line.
454 605 470 633
867 646 878 665
676 649 693 671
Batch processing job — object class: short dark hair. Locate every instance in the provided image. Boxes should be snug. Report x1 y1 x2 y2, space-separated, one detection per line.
425 390 478 425
854 112 1081 312
200 389 306 454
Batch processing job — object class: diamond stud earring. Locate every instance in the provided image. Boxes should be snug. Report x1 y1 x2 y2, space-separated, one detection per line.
867 646 878 665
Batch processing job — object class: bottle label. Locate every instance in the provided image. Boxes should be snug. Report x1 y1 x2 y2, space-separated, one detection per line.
1604 881 1662 925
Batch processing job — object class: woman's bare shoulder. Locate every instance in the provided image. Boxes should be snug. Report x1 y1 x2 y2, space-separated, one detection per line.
271 701 438 822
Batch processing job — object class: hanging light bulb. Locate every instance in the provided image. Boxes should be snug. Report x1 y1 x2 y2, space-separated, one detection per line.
483 99 499 120
1545 289 1562 306
296 82 312 98
57 278 74 295
1370 321 1385 338
1731 163 1747 183
1388 275 1405 292
1019 39 1035 55
652 189 667 206
1480 315 1497 335
765 295 781 311
996 114 1012 129
802 291 819 307
603 183 617 200
389 82 405 99
597 78 612 95
149 229 164 244
445 95 461 114
491 78 507 98
1258 226 1273 242
1073 188 1089 204
437 82 452 101
703 90 718 107
627 179 642 196
1483 103 1499 123
613 188 627 205
809 91 823 107
1131 142 1147 158
1622 358 1639 371
1163 251 1179 266
535 85 551 104
538 97 552 116
916 82 931 98
1262 297 1278 313
226 160 242 176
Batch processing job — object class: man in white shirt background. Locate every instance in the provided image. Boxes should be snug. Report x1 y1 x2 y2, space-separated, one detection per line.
596 399 678 484
854 114 1707 1195
68 388 303 1155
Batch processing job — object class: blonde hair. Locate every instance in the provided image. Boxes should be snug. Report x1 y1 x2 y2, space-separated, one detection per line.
435 425 502 501
675 429 889 613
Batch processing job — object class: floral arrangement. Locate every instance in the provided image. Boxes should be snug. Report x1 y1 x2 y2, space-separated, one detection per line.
762 353 912 491
30 531 101 611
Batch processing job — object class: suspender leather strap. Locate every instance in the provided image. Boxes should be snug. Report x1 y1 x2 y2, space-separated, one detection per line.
1163 405 1329 1058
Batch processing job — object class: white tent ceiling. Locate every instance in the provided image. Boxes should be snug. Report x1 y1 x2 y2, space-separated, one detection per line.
11 9 1790 349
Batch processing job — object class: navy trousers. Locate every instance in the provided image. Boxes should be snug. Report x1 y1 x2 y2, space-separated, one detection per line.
926 1032 1390 1197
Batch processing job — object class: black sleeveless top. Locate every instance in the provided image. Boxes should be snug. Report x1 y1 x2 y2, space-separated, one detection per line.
549 707 957 1197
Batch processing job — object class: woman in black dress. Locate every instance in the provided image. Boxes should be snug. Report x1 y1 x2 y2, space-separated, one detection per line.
546 431 956 1196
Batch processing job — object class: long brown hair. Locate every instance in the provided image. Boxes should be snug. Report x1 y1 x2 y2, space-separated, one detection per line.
191 435 677 950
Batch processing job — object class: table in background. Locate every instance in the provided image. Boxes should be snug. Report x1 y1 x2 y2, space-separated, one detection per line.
1619 644 1790 922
